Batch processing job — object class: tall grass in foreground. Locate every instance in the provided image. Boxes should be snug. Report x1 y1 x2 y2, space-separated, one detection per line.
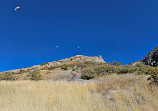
0 76 158 111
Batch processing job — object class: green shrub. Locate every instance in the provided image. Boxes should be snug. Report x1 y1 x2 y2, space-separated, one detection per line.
81 63 117 79
30 70 42 81
148 74 158 85
0 72 15 81
62 64 68 70
147 67 158 85
72 68 76 71
81 62 158 80
81 73 97 80
19 70 26 74
118 68 128 74
112 61 122 66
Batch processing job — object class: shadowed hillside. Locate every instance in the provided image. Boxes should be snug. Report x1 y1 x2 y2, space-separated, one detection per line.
141 47 158 66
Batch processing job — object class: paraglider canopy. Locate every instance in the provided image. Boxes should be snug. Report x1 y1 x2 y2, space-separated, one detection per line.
15 6 20 11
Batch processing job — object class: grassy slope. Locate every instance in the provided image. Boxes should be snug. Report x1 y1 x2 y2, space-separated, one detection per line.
0 74 158 111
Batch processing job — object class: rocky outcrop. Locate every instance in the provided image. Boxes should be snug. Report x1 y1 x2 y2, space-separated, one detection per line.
130 61 143 66
1 55 105 74
141 47 158 66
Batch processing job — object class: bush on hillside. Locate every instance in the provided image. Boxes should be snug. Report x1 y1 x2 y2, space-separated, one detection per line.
112 61 122 66
81 62 158 80
147 67 158 85
0 72 15 81
147 74 158 85
61 64 68 70
81 63 117 80
30 70 42 81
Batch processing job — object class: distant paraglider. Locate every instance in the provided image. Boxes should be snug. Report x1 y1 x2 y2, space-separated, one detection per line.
56 45 59 48
15 6 20 11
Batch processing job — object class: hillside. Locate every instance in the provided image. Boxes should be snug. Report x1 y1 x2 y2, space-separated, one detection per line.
0 55 105 81
141 47 158 66
131 47 158 67
1 55 105 73
2 74 158 111
1 54 158 111
0 53 158 84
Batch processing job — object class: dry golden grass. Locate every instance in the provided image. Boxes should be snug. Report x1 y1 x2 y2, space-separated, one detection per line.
0 81 105 111
101 74 158 111
0 74 158 111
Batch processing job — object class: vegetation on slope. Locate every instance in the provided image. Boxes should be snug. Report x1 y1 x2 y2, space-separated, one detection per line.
29 70 42 81
0 60 158 85
0 75 158 111
81 62 158 79
0 72 15 80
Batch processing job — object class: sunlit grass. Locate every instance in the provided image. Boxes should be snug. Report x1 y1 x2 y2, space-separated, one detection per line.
0 75 158 111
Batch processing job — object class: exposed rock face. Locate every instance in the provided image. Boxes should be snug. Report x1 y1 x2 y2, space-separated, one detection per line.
93 55 105 63
141 47 158 66
130 61 142 66
1 55 105 74
57 55 105 64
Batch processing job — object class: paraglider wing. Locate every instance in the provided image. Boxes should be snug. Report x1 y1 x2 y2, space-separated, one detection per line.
15 6 20 11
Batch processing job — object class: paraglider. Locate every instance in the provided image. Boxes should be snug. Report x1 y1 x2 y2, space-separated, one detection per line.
56 45 59 48
15 6 20 11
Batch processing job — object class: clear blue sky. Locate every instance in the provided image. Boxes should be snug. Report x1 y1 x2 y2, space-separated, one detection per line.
0 0 158 71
